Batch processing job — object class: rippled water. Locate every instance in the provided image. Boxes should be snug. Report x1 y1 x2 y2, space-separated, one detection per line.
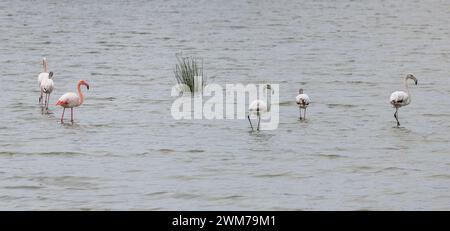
1 0 449 210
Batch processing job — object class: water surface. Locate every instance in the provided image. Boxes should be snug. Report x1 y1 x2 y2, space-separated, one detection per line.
0 0 449 210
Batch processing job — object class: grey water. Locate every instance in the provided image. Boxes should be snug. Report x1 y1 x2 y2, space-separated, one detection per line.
0 0 449 210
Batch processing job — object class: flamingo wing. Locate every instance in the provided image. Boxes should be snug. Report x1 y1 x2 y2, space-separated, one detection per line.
57 92 79 108
249 100 267 113
40 78 54 94
296 94 311 106
390 91 409 106
38 72 49 85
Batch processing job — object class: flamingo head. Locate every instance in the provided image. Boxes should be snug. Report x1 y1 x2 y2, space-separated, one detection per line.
299 88 304 94
79 80 90 90
264 84 274 94
406 74 418 85
48 71 54 79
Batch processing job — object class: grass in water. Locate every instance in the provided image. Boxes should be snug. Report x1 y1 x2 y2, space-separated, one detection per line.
174 54 206 95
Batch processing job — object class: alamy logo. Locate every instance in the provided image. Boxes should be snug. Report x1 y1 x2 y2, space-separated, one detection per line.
170 77 279 130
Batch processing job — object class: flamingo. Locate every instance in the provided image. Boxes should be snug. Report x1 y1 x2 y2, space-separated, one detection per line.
56 80 90 123
248 84 271 131
296 89 310 120
38 57 50 104
40 72 54 110
390 74 418 127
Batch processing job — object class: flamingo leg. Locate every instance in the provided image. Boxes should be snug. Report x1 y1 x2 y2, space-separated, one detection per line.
46 93 50 110
248 115 254 131
299 108 302 120
71 108 74 123
61 108 65 123
257 115 261 131
304 108 307 120
39 91 43 105
44 94 48 111
394 108 400 127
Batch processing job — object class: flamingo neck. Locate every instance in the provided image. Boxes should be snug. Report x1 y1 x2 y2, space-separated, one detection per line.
77 82 84 106
43 59 48 73
266 88 271 111
404 77 411 98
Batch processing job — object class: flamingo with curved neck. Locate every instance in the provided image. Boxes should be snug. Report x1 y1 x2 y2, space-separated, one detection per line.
390 74 418 127
56 80 90 123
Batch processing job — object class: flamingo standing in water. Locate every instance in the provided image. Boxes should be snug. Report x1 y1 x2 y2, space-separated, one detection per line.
37 57 50 104
296 89 310 120
40 71 54 110
248 84 271 131
56 80 90 123
390 74 418 127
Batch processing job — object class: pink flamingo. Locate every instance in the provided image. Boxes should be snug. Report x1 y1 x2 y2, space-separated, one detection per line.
56 80 90 123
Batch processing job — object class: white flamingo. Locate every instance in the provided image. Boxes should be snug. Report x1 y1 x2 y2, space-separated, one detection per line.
296 88 310 120
37 57 50 104
56 80 90 123
390 74 418 127
40 72 54 110
248 84 271 131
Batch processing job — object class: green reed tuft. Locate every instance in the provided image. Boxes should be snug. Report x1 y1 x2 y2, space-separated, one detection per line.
174 54 206 95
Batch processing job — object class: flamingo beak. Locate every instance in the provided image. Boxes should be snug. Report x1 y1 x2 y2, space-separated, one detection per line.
86 84 90 90
415 80 418 85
